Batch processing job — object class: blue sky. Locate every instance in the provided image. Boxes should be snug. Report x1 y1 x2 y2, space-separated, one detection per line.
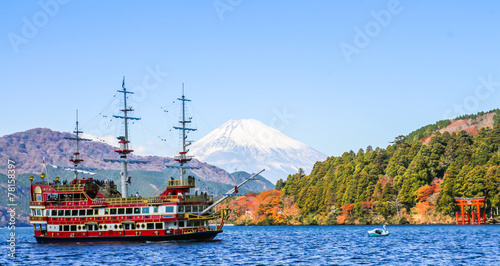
1 0 500 158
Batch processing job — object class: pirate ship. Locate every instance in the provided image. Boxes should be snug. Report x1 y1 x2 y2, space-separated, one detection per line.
29 80 262 243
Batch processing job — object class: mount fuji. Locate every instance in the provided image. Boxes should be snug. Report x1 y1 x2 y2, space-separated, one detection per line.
188 119 327 184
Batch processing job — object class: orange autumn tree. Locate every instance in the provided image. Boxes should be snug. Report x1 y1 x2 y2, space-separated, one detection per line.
256 190 286 225
412 179 448 223
337 203 355 224
221 190 301 225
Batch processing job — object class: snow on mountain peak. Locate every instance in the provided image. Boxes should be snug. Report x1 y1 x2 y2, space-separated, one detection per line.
189 119 327 183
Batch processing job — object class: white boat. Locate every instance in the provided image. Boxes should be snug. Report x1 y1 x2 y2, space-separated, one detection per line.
368 224 389 237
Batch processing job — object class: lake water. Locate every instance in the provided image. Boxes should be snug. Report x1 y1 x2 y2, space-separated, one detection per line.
2 225 500 265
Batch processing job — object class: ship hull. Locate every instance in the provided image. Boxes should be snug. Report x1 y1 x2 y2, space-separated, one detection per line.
35 230 222 243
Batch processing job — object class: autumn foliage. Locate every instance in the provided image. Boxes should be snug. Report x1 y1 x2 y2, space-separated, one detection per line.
220 190 301 225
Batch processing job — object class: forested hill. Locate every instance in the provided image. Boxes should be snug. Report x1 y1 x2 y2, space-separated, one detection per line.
279 111 500 225
405 109 500 143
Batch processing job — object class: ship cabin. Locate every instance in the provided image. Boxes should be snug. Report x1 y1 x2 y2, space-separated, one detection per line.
29 175 216 240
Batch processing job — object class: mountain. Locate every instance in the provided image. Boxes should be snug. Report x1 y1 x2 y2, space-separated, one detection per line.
188 119 327 184
405 109 500 144
0 128 274 192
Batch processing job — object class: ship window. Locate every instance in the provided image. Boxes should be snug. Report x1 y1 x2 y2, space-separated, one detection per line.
153 207 158 213
63 225 69 231
94 209 98 215
141 224 145 229
178 206 184 213
105 209 109 215
99 225 102 230
52 210 57 216
58 210 64 216
155 223 162 229
126 208 133 214
179 221 185 227
118 208 125 215
187 221 192 226
142 208 149 214
165 206 174 213
79 210 86 216
134 208 141 214
147 223 154 229
71 225 76 231
193 206 198 212
36 209 41 216
185 206 192 213
110 208 117 215
64 210 70 216
194 221 200 226
78 225 81 230
72 210 78 216
87 209 93 216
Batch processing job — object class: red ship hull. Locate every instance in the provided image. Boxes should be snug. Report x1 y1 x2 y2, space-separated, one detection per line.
34 230 222 243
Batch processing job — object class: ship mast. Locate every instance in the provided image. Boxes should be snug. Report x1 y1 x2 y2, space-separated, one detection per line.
103 77 148 197
62 110 94 179
169 84 200 179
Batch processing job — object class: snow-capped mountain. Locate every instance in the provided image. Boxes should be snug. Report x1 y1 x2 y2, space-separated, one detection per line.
188 119 327 184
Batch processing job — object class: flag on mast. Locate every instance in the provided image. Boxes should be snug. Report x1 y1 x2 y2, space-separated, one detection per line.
122 76 125 89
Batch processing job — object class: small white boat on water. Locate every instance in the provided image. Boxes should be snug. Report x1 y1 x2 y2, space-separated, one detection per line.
368 224 389 237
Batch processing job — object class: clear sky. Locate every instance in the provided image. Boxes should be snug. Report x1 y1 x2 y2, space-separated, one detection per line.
2 0 500 158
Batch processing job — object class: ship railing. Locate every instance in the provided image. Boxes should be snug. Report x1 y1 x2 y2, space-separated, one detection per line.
91 194 214 206
147 197 162 204
46 196 86 202
29 216 47 222
51 184 85 191
100 197 150 205
29 201 45 207
50 183 101 192
184 194 213 203
164 195 213 203
91 198 105 206
167 179 195 187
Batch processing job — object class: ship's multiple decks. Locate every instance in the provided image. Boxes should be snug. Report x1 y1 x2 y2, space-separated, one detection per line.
29 178 220 241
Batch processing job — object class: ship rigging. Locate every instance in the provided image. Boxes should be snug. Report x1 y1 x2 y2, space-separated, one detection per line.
29 79 263 243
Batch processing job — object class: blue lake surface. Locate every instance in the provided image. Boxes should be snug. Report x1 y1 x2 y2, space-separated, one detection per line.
2 225 500 265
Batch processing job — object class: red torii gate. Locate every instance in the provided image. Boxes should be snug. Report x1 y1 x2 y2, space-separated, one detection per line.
454 197 486 225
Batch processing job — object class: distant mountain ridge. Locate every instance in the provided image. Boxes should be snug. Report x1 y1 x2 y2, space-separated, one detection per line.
188 119 327 183
0 128 273 191
405 109 500 144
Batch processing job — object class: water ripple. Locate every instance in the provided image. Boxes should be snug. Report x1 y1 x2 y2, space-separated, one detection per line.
2 225 500 265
